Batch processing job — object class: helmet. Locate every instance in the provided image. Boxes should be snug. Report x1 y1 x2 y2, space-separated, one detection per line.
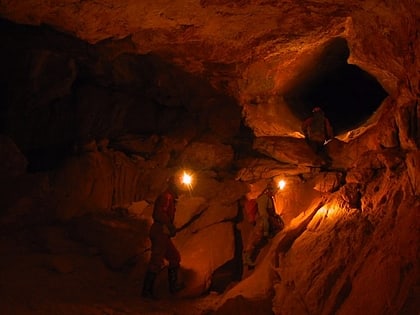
167 175 179 189
266 182 274 191
167 175 176 184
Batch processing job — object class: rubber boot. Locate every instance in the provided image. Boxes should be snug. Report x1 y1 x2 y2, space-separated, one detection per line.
141 271 157 299
168 267 185 294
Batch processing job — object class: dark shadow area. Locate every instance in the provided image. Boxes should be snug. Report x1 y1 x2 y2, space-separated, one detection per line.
209 295 274 315
0 18 243 172
210 225 244 293
285 37 388 134
24 143 74 173
232 119 258 160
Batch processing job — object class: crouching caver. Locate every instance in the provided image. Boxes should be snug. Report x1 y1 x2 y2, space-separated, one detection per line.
142 176 185 299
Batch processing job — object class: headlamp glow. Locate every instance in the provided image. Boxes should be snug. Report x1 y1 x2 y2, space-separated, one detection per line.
278 179 286 190
181 171 192 186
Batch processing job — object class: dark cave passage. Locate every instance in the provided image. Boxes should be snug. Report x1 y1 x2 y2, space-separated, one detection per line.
285 37 389 135
0 18 243 173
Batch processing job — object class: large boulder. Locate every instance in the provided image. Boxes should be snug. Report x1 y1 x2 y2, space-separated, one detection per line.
174 222 236 297
174 195 208 229
178 141 234 170
69 213 150 270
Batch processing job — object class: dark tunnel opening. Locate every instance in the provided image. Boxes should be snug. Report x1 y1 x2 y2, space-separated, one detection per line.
285 37 389 135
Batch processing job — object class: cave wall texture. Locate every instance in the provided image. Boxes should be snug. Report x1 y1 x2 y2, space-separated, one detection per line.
0 1 419 315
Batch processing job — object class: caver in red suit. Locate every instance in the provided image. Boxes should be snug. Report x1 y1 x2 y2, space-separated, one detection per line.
141 176 185 299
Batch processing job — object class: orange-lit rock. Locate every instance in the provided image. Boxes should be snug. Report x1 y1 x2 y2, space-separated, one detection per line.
175 222 235 298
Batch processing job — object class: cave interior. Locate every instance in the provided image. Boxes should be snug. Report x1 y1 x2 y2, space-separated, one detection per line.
0 2 418 314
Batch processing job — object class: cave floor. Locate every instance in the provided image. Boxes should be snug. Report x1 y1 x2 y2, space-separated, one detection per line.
0 226 222 315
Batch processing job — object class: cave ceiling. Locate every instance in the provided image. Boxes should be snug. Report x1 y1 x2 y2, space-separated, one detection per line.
0 0 417 139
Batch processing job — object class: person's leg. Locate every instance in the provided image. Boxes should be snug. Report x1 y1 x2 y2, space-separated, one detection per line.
141 271 157 299
317 143 332 168
306 138 318 153
244 222 264 268
148 228 168 273
166 240 184 294
308 140 331 167
142 227 167 298
268 214 284 237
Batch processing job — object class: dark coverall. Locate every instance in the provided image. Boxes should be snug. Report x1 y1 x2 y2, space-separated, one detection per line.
302 108 334 164
142 184 184 298
148 189 180 273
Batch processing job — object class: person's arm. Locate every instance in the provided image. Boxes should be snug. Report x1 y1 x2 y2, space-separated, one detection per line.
325 119 334 140
302 118 311 137
271 194 280 216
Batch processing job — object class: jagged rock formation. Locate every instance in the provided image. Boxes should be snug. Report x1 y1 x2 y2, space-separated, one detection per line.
0 1 418 315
